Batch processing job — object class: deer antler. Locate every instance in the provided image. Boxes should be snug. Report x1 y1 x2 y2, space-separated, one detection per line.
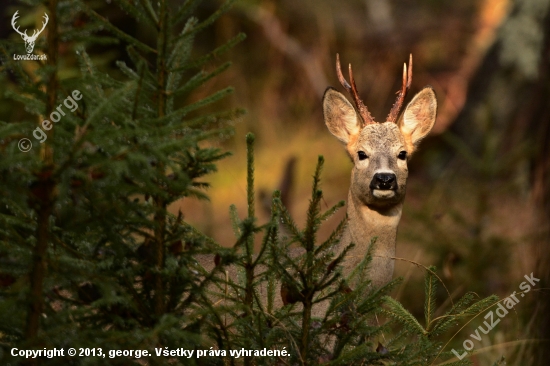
11 11 27 38
32 13 49 39
386 54 413 124
336 54 375 126
11 11 48 40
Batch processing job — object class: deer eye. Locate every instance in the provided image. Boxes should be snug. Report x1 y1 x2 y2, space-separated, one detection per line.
357 151 368 160
398 151 407 160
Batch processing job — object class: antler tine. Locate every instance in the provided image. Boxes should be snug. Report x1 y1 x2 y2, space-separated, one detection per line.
387 54 413 123
336 53 351 90
39 13 49 32
335 54 375 125
31 13 49 38
11 11 26 37
11 10 19 27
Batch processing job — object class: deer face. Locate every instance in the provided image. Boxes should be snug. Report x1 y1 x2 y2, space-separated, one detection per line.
350 122 408 207
323 85 437 209
22 35 38 54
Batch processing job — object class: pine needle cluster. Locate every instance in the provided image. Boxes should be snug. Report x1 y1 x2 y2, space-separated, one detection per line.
382 266 499 365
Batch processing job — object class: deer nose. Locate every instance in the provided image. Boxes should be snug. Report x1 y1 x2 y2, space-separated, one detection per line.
370 173 397 190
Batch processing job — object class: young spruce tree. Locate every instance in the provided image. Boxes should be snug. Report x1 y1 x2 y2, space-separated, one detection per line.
0 0 244 364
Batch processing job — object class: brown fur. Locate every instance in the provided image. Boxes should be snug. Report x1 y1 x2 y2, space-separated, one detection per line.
323 86 437 288
194 84 437 318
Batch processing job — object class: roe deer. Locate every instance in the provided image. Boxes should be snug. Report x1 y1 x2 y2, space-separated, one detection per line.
323 54 437 288
196 54 436 313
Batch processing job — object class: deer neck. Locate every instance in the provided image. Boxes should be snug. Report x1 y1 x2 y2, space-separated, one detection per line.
342 190 403 288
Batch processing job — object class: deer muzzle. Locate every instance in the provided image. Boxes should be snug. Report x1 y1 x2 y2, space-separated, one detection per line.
370 172 397 191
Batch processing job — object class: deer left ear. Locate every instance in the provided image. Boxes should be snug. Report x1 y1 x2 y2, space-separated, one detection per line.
399 87 437 153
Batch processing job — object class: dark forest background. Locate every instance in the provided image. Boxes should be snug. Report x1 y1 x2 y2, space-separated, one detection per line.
1 0 549 365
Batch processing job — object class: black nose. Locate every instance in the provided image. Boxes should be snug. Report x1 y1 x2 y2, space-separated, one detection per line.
370 173 397 190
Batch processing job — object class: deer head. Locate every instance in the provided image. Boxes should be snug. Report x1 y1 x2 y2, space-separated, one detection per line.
323 54 437 209
11 11 49 54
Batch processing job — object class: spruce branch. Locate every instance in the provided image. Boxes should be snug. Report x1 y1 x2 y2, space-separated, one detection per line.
383 296 427 336
278 202 304 242
3 91 45 117
75 48 105 98
174 0 202 25
112 0 157 28
246 133 255 221
175 0 235 43
132 63 146 121
317 200 346 222
172 62 232 97
242 133 256 311
430 294 499 339
82 5 156 54
425 265 438 331
172 32 246 72
314 214 347 256
266 191 281 315
229 204 241 238
138 0 159 25
148 86 234 126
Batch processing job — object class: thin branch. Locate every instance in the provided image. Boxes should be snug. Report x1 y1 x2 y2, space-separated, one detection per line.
243 5 328 98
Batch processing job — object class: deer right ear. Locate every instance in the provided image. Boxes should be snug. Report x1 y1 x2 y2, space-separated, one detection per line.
399 87 437 153
323 87 362 145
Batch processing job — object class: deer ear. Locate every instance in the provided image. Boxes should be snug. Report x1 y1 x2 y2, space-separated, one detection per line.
323 87 362 145
399 87 437 152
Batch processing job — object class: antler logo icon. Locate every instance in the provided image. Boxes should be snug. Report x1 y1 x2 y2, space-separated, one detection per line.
11 11 49 54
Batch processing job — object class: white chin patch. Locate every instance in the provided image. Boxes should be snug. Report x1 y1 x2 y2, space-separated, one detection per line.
372 189 396 199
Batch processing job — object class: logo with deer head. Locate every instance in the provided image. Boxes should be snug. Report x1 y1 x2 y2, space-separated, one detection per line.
11 11 49 54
